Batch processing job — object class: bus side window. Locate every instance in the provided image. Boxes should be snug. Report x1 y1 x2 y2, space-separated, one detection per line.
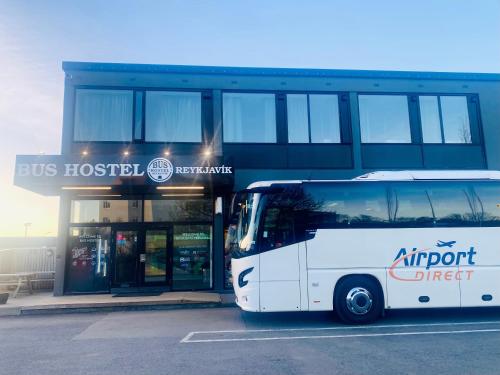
260 207 295 251
425 182 479 227
303 183 390 229
389 183 435 227
472 182 500 226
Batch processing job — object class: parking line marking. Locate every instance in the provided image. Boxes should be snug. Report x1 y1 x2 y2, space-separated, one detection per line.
181 328 500 343
179 331 195 343
182 319 500 337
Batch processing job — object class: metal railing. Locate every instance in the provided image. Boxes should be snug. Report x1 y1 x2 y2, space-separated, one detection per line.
0 247 56 290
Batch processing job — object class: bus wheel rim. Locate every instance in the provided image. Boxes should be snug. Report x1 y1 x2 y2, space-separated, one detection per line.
346 287 373 315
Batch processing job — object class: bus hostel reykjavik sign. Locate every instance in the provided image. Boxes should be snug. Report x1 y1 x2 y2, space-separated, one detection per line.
14 155 233 192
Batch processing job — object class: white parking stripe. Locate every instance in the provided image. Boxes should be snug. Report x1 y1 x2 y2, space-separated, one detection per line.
182 319 500 336
182 328 500 343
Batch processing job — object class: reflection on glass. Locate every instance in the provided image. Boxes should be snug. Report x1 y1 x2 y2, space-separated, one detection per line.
359 95 411 143
441 96 471 143
172 225 212 290
144 199 212 222
71 200 142 223
419 96 442 143
114 231 138 287
287 94 309 143
67 226 111 293
145 230 167 283
309 94 340 143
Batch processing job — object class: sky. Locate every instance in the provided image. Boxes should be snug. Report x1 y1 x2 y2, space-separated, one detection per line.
0 0 499 237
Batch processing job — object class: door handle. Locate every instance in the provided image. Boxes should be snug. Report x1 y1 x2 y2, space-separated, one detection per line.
139 254 146 263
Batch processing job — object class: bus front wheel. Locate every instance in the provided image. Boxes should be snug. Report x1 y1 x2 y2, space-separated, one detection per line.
334 276 383 324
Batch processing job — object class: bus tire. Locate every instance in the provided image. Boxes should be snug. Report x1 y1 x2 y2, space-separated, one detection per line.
334 276 383 324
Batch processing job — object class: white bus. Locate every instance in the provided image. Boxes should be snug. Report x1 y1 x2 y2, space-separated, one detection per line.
231 171 500 324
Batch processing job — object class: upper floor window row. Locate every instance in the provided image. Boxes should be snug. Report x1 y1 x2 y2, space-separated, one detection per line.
73 89 479 146
74 89 202 143
359 94 474 144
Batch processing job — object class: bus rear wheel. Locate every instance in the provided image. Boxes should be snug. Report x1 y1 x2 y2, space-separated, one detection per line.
334 276 383 324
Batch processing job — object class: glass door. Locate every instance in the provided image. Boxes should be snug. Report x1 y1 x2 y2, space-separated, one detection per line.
144 229 168 285
113 230 139 287
172 224 212 290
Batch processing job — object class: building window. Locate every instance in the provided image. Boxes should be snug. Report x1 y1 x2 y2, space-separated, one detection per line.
223 92 276 143
144 199 212 222
145 91 202 142
359 95 411 143
287 94 341 143
71 200 142 223
420 95 471 143
74 89 133 142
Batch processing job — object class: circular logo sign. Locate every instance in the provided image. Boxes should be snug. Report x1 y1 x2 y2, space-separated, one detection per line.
147 158 174 182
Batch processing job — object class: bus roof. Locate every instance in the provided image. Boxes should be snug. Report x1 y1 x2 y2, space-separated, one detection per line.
245 170 500 190
354 170 500 181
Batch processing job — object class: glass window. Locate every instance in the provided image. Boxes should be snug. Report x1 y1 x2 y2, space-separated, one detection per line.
310 94 341 143
303 183 389 228
145 91 201 142
389 183 434 226
359 95 411 143
419 96 442 143
441 96 471 143
259 206 295 251
66 226 111 293
287 94 341 143
287 94 309 143
473 182 500 225
134 91 144 141
74 89 133 142
426 183 477 226
419 95 472 144
223 93 276 143
172 224 212 290
71 200 142 223
144 199 212 222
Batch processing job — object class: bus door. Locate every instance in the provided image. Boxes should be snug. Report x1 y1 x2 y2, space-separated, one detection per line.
258 206 302 312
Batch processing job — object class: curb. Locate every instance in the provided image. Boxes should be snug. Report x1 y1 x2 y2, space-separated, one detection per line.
0 301 237 317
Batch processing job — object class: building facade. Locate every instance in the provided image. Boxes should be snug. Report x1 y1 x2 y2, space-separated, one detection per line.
14 62 500 295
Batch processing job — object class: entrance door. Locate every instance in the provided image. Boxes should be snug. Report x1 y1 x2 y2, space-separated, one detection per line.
143 229 169 285
113 230 140 287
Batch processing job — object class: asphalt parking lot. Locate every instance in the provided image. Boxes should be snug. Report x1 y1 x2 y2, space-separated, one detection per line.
1 306 500 375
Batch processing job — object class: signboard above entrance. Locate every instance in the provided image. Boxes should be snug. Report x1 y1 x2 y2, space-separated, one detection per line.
14 155 234 195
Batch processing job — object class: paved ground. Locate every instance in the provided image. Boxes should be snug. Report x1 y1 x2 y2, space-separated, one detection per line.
1 307 500 375
0 292 228 316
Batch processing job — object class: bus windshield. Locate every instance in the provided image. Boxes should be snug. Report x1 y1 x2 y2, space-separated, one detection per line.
236 192 262 253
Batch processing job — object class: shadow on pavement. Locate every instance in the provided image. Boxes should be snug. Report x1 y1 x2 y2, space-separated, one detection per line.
239 306 500 328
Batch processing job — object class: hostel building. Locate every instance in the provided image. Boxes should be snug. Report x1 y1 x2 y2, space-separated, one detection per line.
13 62 500 295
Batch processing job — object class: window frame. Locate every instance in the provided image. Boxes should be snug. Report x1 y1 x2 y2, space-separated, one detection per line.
417 93 480 145
72 88 135 143
221 90 280 144
72 85 209 145
357 93 416 145
284 91 351 144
